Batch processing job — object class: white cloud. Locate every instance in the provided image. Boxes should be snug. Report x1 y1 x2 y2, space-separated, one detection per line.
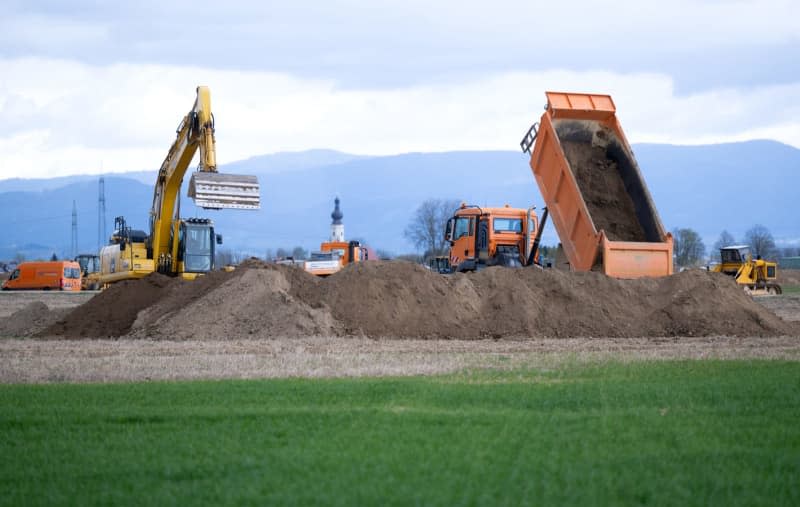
1 57 799 179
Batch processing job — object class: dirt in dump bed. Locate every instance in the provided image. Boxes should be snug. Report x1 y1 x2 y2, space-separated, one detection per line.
38 260 797 340
561 140 647 242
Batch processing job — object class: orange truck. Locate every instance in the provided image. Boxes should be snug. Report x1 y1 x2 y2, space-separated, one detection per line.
1 261 82 291
303 240 368 276
520 91 673 278
445 203 549 272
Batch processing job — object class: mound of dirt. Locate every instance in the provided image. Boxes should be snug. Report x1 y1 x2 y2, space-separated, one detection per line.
128 266 339 340
0 301 72 337
39 260 796 340
42 273 177 338
561 140 647 242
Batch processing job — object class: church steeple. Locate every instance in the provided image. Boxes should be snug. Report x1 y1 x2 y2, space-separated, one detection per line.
330 197 344 242
331 197 343 225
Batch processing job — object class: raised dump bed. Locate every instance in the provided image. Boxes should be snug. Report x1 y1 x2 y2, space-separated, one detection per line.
521 91 673 278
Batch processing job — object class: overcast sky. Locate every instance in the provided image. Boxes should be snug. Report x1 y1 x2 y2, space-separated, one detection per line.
1 0 799 178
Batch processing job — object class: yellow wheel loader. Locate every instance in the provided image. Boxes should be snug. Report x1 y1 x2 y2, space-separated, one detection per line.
711 245 782 295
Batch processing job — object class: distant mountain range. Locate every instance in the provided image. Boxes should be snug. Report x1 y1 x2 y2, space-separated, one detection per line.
1 141 798 260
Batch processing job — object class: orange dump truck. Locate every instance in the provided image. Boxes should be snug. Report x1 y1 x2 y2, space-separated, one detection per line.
520 91 673 278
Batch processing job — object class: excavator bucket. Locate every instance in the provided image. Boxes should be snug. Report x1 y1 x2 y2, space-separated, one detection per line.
188 172 261 210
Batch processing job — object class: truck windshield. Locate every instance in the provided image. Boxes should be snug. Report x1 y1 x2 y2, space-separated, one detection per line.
454 217 470 239
64 267 81 279
184 225 213 272
494 218 522 233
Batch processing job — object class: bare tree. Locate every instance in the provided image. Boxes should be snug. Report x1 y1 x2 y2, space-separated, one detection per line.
375 249 394 260
215 249 234 267
264 248 274 261
404 198 461 256
710 230 736 262
291 246 308 260
744 224 777 259
672 228 706 268
275 247 289 259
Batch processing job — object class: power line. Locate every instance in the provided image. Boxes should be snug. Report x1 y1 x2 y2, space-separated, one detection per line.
71 200 78 258
98 176 106 250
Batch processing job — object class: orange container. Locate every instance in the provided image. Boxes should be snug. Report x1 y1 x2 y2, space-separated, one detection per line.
523 92 673 278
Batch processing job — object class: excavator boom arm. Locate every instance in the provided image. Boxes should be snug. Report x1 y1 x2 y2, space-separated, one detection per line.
149 86 260 261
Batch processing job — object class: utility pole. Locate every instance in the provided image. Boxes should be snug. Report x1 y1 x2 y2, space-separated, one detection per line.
71 200 78 258
98 176 106 250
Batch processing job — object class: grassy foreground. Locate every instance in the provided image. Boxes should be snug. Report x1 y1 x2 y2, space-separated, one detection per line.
2 361 799 506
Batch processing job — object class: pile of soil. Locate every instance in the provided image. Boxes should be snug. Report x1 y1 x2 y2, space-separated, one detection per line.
560 139 647 242
0 302 71 337
39 260 795 340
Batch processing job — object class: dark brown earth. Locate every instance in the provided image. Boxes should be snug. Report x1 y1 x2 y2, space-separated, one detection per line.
36 260 797 340
560 140 647 242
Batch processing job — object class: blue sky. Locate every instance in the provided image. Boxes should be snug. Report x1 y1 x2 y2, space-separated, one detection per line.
1 0 799 178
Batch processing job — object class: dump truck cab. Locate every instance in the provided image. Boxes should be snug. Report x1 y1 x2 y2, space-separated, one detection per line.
445 204 541 272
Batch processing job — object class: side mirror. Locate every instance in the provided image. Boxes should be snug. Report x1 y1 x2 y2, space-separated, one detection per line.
216 234 223 245
445 218 454 242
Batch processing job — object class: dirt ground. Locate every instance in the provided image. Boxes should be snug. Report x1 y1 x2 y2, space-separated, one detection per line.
0 281 798 383
0 291 95 319
754 294 800 322
1 336 799 384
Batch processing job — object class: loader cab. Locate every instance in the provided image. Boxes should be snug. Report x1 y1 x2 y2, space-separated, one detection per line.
720 245 750 264
179 219 217 273
716 245 752 276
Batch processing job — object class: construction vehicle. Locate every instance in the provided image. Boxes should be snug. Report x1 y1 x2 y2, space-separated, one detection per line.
428 256 452 274
1 261 82 291
711 245 782 294
521 91 673 278
74 253 101 290
304 240 368 276
98 86 260 285
444 203 548 272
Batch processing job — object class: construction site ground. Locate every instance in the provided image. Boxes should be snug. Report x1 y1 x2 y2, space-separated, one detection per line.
1 264 798 383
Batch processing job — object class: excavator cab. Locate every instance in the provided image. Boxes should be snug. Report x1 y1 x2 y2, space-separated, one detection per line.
177 219 217 273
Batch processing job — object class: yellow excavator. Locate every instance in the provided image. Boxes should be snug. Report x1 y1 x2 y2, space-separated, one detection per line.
711 245 782 295
96 86 260 285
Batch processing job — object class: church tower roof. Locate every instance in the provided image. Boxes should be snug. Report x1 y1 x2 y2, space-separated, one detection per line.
331 197 343 225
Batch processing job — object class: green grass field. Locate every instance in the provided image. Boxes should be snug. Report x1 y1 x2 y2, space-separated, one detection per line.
2 361 799 506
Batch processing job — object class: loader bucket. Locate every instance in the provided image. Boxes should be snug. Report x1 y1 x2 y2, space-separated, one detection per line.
188 172 261 210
